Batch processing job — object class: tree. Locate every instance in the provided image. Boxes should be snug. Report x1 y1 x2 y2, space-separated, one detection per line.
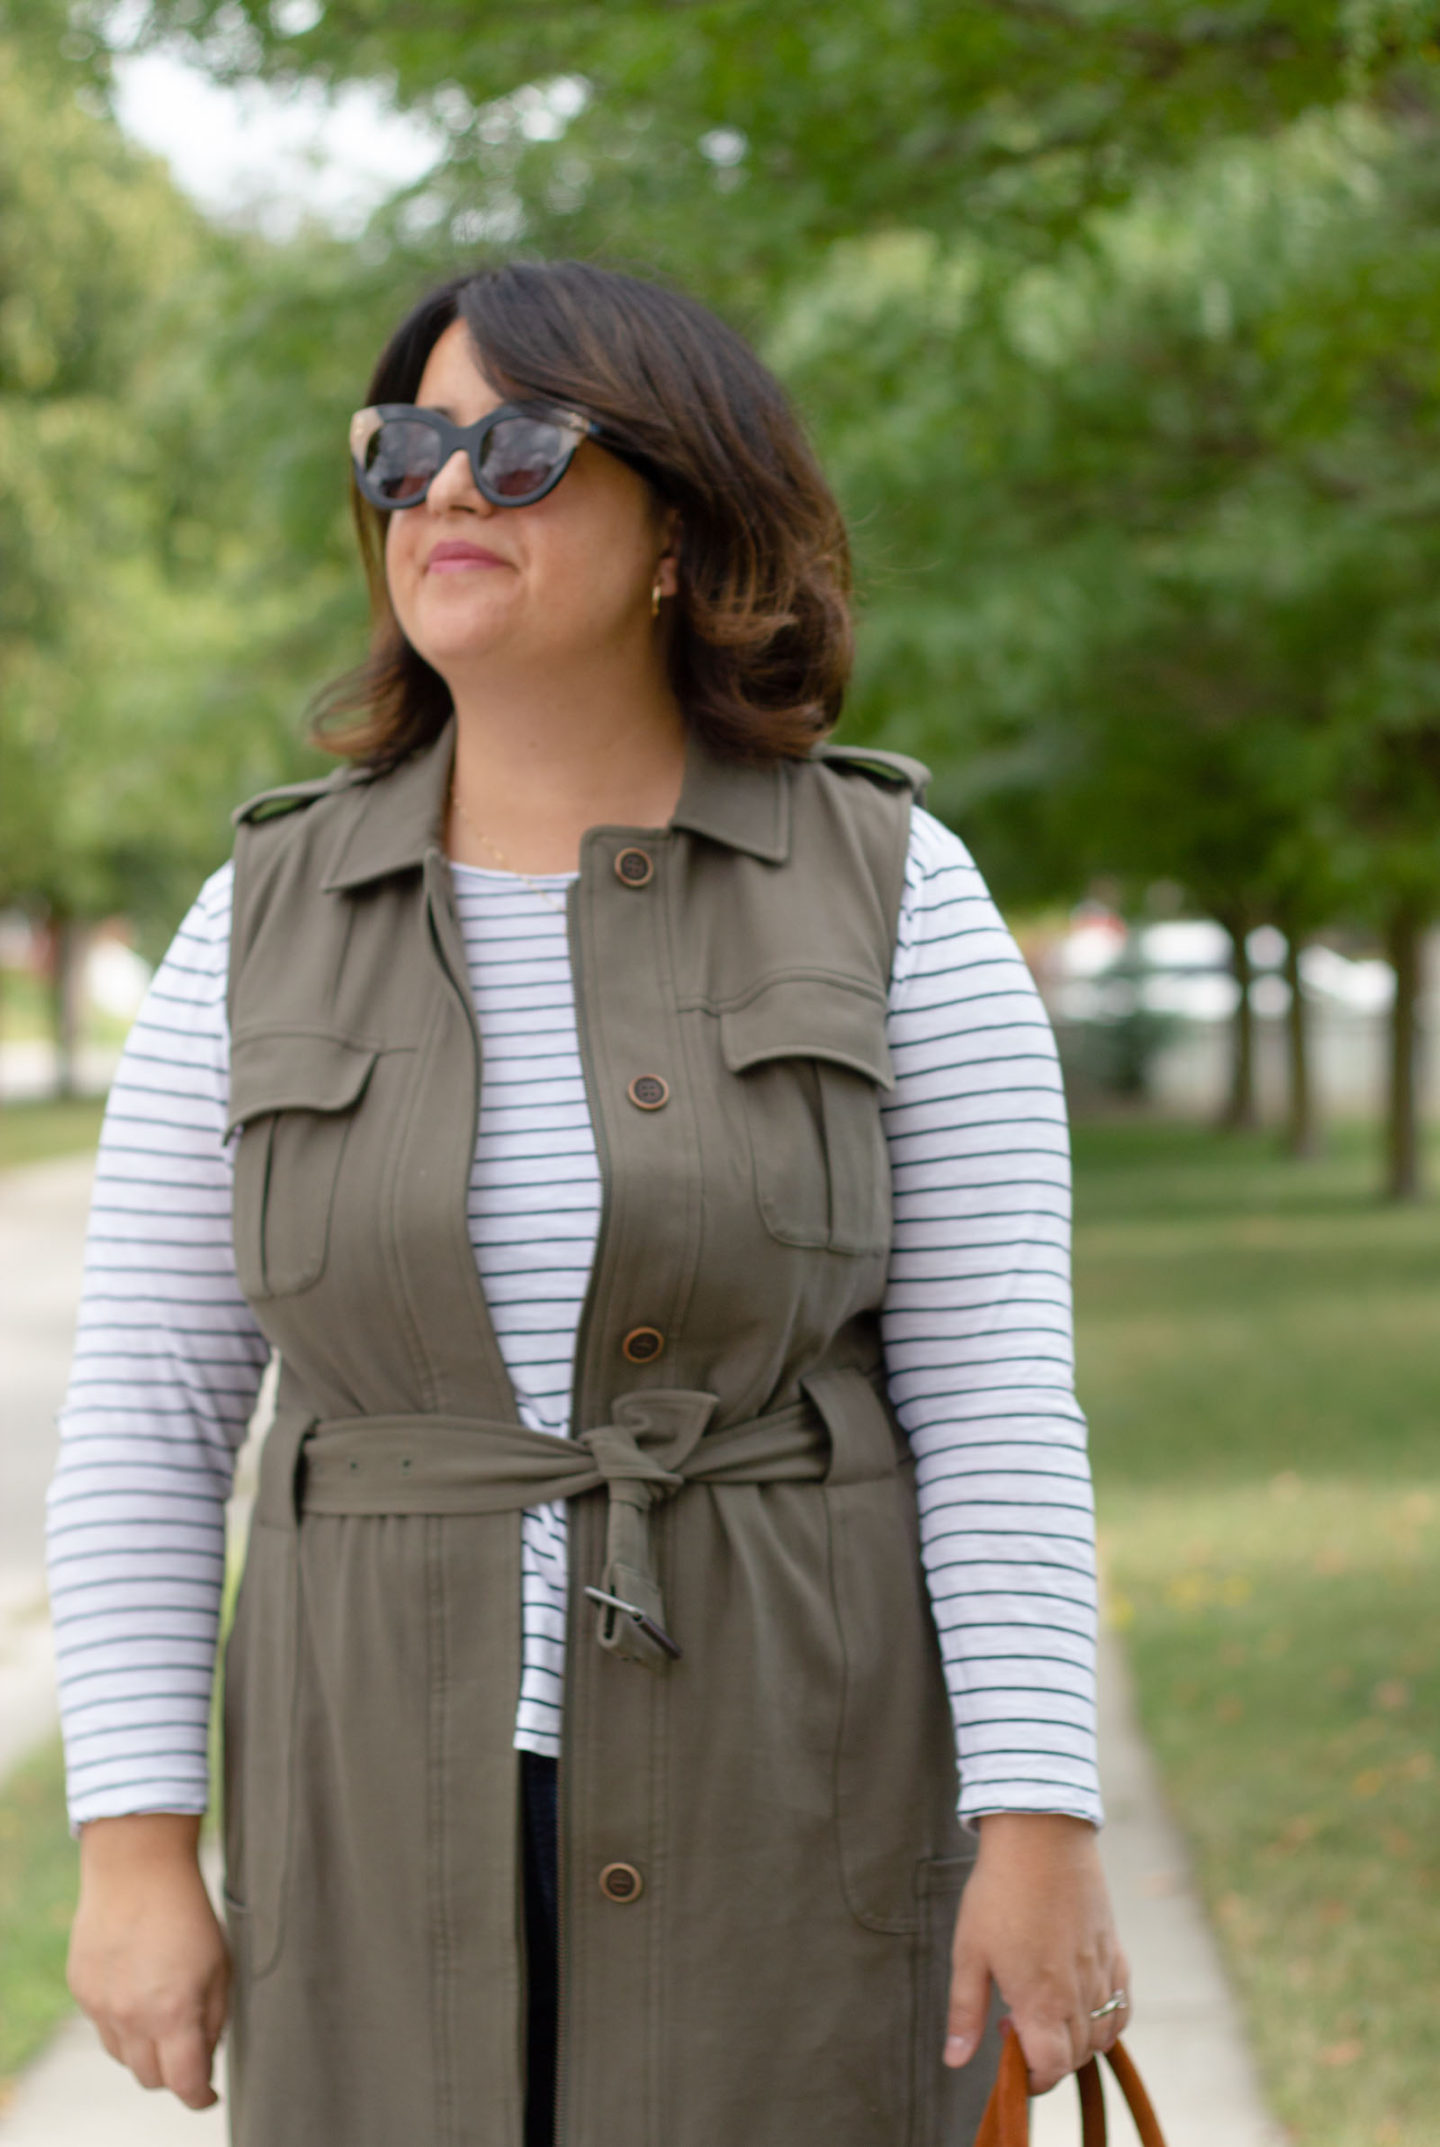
766 108 1440 1183
0 24 379 1079
14 1 1440 1169
125 0 1440 312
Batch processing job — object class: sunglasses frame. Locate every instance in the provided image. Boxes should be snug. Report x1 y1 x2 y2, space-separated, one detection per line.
349 398 636 511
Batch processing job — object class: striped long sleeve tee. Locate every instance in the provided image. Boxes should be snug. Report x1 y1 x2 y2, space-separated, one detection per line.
46 803 1101 1830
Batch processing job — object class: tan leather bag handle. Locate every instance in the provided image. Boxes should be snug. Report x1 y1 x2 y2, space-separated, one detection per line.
976 2031 1168 2147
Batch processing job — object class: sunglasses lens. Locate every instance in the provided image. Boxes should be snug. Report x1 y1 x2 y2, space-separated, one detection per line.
364 418 444 504
478 416 574 501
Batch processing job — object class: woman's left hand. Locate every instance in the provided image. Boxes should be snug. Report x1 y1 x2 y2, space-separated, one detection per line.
942 1811 1130 2094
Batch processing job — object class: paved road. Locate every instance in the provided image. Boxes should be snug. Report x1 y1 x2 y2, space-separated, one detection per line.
0 1154 1282 2144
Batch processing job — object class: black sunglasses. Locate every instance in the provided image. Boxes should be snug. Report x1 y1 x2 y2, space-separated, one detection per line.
349 399 644 511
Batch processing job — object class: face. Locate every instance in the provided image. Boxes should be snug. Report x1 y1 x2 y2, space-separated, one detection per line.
382 318 677 688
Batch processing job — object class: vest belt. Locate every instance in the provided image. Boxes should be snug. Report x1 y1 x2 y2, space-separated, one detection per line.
259 1378 898 1672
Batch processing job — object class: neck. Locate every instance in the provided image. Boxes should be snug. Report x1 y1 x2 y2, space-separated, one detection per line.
444 647 688 875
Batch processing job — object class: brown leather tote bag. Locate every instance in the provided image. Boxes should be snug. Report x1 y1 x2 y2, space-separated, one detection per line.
976 2031 1168 2146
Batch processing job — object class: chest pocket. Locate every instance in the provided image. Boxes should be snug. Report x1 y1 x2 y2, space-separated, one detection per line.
226 1030 379 1301
720 977 893 1257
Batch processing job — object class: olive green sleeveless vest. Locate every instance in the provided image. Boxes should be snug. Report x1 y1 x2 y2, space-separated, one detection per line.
220 718 1002 2147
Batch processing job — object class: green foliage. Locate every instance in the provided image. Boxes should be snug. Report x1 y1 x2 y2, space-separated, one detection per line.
0 28 367 936
6 2 1440 1076
760 108 1440 947
127 0 1440 307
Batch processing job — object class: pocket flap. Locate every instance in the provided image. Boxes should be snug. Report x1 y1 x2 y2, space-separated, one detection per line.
226 1029 379 1135
720 978 893 1090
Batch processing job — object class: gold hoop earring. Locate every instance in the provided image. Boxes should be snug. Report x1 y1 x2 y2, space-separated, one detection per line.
651 578 664 618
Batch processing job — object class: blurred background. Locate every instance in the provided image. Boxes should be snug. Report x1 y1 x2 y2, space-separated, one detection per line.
0 4 1436 2142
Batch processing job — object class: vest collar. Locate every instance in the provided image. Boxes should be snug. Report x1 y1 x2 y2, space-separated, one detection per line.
669 735 790 864
320 717 791 892
320 725 454 893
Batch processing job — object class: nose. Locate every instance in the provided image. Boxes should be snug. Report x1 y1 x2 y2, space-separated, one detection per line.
425 443 492 514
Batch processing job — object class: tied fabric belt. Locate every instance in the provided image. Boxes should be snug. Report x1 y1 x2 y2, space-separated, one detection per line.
258 1377 899 1672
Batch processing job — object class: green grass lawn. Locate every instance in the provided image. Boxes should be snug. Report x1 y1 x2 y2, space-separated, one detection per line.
0 1098 106 1173
1074 1121 1440 2147
0 1741 78 2094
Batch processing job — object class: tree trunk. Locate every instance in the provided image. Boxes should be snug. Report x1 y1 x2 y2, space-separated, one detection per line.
1219 913 1259 1131
1385 902 1425 1202
1283 930 1319 1158
47 913 85 1102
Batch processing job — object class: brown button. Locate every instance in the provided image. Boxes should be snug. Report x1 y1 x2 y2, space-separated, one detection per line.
627 1074 670 1111
599 1862 644 1903
622 1326 665 1364
614 847 654 888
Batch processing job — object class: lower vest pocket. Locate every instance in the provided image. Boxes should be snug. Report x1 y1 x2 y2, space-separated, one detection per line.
221 1524 297 1980
220 1889 250 1978
911 1852 999 2147
826 1463 959 1933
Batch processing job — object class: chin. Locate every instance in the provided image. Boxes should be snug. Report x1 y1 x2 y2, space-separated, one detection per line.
405 600 513 666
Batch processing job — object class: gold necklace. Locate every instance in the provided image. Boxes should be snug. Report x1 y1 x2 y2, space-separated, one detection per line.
447 781 570 915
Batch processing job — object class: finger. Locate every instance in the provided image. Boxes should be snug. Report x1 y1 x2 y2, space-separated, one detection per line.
116 2034 164 2092
94 2020 126 2067
202 1954 232 2048
1087 1959 1134 2056
1010 2012 1075 2097
1090 2003 1123 2055
1114 1947 1134 2026
1091 1989 1130 2054
156 2022 220 2110
943 1939 992 2069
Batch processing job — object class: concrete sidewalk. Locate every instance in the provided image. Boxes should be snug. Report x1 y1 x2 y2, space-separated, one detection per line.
0 1155 87 1784
0 1847 229 2146
0 1154 231 2144
1030 1630 1285 2147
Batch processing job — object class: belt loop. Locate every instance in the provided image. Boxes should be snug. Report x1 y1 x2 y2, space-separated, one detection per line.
802 1368 901 1487
253 1413 316 1530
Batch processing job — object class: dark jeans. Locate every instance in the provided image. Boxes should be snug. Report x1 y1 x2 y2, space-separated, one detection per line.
521 1752 560 2147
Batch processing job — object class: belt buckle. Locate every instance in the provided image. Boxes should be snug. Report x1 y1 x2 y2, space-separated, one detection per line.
583 1584 684 1661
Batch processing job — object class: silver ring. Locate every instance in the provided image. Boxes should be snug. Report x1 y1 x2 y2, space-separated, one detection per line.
1089 1991 1129 2021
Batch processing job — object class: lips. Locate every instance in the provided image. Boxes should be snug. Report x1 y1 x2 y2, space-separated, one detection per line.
426 540 508 571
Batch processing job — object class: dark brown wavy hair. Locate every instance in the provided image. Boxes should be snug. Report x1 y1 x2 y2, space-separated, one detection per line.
312 260 853 768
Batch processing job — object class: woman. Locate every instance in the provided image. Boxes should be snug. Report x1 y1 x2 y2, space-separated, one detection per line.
50 260 1128 2147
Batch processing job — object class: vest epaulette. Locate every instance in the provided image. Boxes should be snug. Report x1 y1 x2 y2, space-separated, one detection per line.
808 743 930 800
233 767 363 829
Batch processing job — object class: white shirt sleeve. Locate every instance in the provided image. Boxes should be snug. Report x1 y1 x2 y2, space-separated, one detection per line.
882 805 1102 1827
45 863 269 1828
